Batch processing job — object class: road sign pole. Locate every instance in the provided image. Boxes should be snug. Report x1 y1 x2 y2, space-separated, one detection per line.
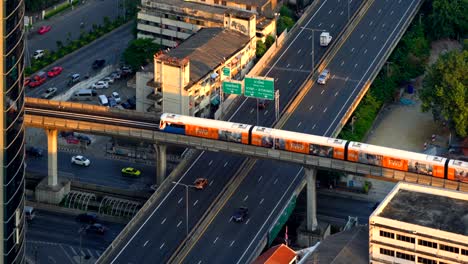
256 98 259 126
312 31 315 75
275 90 280 122
220 89 224 117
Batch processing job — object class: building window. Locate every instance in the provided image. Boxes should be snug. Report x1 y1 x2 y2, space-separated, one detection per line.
246 5 251 10
418 239 437 249
439 244 459 254
379 248 394 257
417 256 437 264
214 0 219 4
379 230 394 239
396 252 415 261
396 234 415 243
222 1 226 5
462 249 468 256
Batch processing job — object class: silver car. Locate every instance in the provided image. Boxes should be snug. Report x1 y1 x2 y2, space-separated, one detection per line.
317 69 330 85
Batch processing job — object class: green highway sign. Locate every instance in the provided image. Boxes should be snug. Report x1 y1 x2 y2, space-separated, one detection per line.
222 80 242 95
244 76 274 100
223 67 231 77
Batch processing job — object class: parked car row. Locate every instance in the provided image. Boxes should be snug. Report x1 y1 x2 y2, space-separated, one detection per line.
25 66 63 90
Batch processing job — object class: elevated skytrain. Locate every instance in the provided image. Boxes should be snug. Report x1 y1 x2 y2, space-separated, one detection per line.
159 113 468 183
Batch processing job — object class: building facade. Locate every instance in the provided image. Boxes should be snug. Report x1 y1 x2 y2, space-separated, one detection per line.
138 0 276 47
0 0 26 263
369 183 468 264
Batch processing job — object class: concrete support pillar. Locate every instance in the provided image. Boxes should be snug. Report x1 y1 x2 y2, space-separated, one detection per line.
46 129 58 186
155 144 167 185
305 167 318 231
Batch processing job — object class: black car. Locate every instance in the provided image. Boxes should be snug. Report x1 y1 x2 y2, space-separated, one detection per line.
76 213 97 224
232 207 249 222
121 101 132 109
92 59 106 69
126 96 136 109
26 146 43 157
85 223 106 235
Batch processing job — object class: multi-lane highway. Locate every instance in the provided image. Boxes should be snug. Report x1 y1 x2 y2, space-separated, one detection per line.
101 0 364 262
180 0 422 262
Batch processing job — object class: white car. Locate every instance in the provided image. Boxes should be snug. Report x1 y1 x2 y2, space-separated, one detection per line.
91 81 109 89
71 155 91 166
102 77 114 84
33 49 44 60
111 92 121 103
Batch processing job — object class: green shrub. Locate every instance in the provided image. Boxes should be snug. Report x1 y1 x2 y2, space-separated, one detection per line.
44 0 79 19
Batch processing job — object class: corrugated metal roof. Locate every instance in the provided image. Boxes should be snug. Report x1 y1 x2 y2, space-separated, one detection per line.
166 28 250 84
253 244 297 264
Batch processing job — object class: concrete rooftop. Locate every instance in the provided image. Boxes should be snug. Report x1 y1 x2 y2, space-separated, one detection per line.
379 189 468 236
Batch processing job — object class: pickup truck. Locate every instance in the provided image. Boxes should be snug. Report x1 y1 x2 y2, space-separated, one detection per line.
41 87 57 99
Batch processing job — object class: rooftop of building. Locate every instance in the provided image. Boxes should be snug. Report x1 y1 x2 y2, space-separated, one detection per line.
378 185 468 236
252 243 296 264
160 27 250 85
141 0 254 18
305 226 369 264
224 0 272 7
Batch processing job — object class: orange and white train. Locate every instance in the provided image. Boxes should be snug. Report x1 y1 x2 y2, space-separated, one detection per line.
159 113 468 183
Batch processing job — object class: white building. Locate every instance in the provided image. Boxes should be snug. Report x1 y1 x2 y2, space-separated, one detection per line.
137 0 276 47
369 182 468 264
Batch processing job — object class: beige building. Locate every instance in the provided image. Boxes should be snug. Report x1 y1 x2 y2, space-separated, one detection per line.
138 0 276 47
139 26 256 116
369 182 468 264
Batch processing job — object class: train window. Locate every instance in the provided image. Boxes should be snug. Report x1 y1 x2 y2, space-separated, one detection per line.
167 123 185 129
330 139 344 144
233 124 249 129
431 156 443 162
166 114 179 119
255 127 271 133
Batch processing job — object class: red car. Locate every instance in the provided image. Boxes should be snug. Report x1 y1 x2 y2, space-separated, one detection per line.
47 66 63 77
24 77 31 87
38 25 51 35
29 72 47 88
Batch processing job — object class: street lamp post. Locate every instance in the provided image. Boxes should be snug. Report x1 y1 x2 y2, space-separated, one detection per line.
300 27 326 76
172 181 194 236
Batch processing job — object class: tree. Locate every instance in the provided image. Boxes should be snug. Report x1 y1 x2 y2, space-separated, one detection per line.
277 17 295 35
429 0 468 39
123 38 161 70
420 50 468 136
279 5 294 18
265 35 275 49
256 40 267 58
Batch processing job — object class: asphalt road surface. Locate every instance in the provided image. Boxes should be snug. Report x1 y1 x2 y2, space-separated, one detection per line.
26 210 124 263
27 0 122 54
26 23 134 99
26 150 155 190
181 0 422 263
103 0 364 262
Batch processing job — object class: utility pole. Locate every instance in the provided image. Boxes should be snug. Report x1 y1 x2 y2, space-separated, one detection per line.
172 182 194 236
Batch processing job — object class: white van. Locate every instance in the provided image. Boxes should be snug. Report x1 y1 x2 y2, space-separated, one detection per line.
73 89 95 101
98 95 109 106
33 50 44 60
24 206 36 221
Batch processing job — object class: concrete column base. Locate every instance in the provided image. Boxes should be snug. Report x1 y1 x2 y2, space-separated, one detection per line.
35 177 71 205
296 220 331 247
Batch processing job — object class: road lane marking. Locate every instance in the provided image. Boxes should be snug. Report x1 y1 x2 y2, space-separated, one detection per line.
300 64 303 69
197 261 202 264
325 0 419 136
178 197 183 204
297 49 302 54
354 63 358 68
275 78 278 82
369 21 373 26
378 9 382 14
161 218 166 225
260 198 264 204
160 243 165 250
264 110 269 115
323 107 328 113
288 79 292 84
193 200 198 206
297 122 302 127
391 10 394 15
341 61 345 66
143 240 149 247
382 23 386 28
340 11 344 15
177 221 182 227
245 219 250 225
243 195 249 201
258 176 263 182
309 105 314 110
321 90 325 95
286 63 290 67
360 34 364 39
351 47 355 52
208 160 213 166
331 23 334 28
224 162 228 167
312 124 316 130
209 180 213 186
250 108 254 114
364 49 367 54
213 237 219 244
318 22 322 27
335 92 339 96
274 178 278 184
230 241 235 247
308 35 312 40
328 9 332 14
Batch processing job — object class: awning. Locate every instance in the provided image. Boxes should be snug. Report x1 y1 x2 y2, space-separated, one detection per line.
210 72 219 79
211 95 220 106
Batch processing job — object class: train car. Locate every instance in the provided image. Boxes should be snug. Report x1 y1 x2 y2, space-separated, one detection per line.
159 113 252 144
347 141 447 177
251 126 347 159
447 159 468 183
